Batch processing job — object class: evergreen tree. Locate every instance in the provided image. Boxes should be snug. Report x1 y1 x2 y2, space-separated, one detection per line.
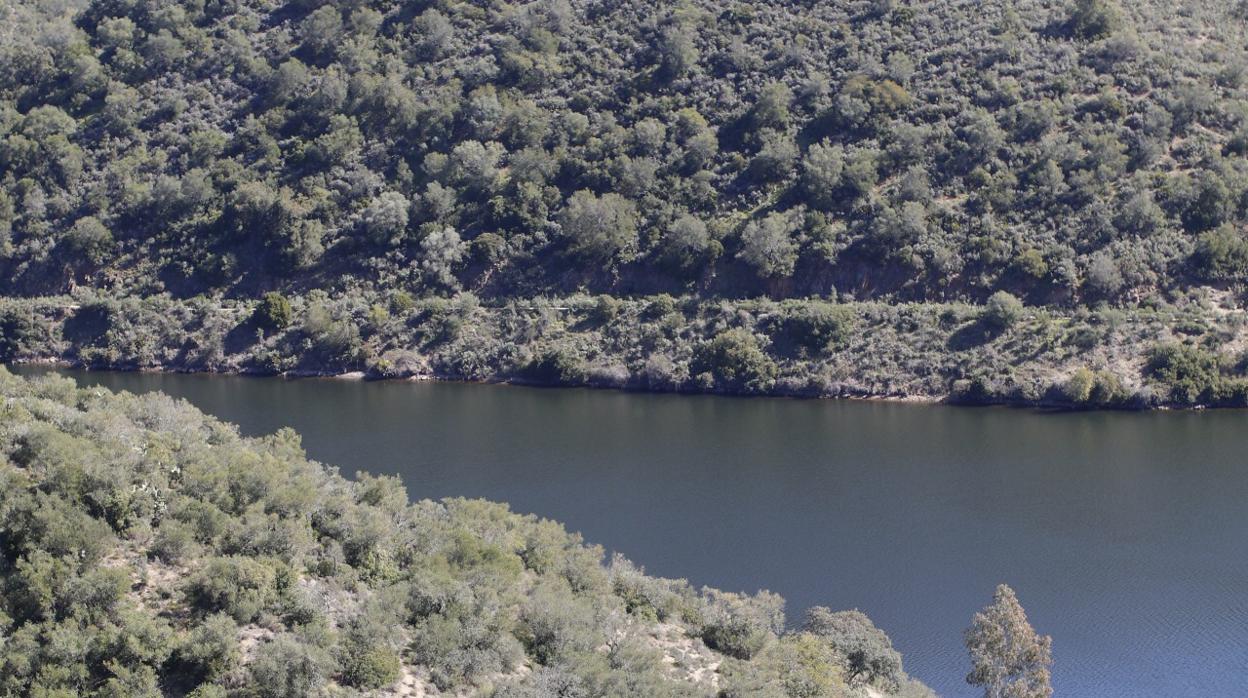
965 584 1053 698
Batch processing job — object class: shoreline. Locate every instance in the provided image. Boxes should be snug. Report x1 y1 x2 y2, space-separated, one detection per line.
4 292 1238 412
11 355 1193 413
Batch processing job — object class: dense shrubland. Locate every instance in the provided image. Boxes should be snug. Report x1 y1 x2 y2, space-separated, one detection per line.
0 368 934 696
5 0 1248 405
6 0 1248 303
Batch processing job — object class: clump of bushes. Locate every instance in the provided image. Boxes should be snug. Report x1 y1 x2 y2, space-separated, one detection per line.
698 590 785 660
981 291 1024 332
246 632 336 698
253 292 293 331
301 302 363 365
173 613 240 684
1060 368 1128 407
523 347 588 385
0 305 36 361
1146 343 1223 404
766 301 855 356
339 644 401 690
803 607 903 688
184 556 281 623
1191 225 1248 281
690 328 778 393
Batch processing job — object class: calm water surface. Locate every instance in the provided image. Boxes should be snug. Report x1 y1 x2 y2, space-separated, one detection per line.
15 367 1248 696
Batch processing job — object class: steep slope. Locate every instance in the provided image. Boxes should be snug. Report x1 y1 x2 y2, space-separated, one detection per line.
4 0 1248 404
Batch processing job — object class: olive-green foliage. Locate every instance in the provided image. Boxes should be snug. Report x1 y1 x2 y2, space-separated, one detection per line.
1060 368 1127 407
691 329 778 393
525 347 588 385
4 0 1248 407
609 555 704 624
1145 343 1224 404
339 644 401 690
559 191 639 265
184 557 280 624
0 305 37 361
718 633 850 698
61 217 115 268
964 585 1052 698
8 292 1238 408
767 302 855 356
803 607 903 688
981 292 1024 332
246 632 336 698
151 518 199 563
253 292 293 332
1069 0 1123 40
738 213 799 279
1191 225 1248 281
699 590 785 660
302 303 361 364
175 613 240 683
517 580 609 664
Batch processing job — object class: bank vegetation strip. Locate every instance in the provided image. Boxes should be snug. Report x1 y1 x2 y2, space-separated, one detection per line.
3 291 1248 408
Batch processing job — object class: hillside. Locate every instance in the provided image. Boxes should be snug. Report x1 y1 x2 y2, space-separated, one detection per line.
4 0 1248 405
0 367 935 697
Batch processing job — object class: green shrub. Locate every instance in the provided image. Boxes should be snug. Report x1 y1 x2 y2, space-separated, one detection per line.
1061 368 1127 407
524 348 587 385
702 615 772 660
302 303 362 364
1191 225 1248 281
389 290 416 314
340 645 402 690
699 591 784 660
175 613 240 683
981 291 1024 332
802 607 903 688
0 306 36 361
409 607 524 689
768 302 855 355
516 581 605 664
151 518 198 563
1069 0 1123 39
1146 343 1220 404
246 633 336 698
184 556 279 623
253 292 293 331
719 632 849 698
690 329 778 393
592 295 622 323
646 293 679 319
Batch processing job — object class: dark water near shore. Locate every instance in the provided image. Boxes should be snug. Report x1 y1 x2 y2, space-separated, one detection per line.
15 367 1248 696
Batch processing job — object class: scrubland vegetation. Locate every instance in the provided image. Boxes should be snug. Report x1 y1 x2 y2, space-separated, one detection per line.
6 0 1248 405
5 290 1248 407
0 368 941 696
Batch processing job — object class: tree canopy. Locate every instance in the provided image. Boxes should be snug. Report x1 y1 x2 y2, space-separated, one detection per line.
964 584 1053 698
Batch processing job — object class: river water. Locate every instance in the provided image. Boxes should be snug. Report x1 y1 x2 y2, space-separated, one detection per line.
16 367 1248 696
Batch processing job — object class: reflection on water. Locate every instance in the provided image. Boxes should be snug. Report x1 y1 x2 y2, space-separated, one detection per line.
14 366 1248 697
